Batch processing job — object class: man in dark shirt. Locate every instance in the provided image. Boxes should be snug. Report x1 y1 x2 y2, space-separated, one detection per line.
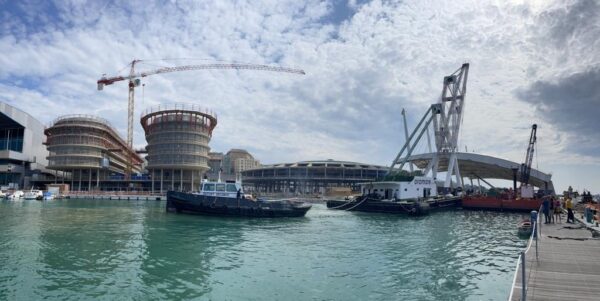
542 198 551 224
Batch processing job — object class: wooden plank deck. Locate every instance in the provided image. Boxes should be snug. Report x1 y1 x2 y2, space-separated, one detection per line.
510 219 600 300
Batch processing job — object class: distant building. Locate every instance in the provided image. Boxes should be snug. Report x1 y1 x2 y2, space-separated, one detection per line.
206 149 260 181
241 159 388 195
0 102 56 189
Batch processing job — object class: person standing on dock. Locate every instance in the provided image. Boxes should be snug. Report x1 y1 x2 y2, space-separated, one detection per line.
542 197 551 224
554 198 562 223
566 198 575 223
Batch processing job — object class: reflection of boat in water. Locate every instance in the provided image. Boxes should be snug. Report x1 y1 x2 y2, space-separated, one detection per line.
167 181 312 217
517 219 533 237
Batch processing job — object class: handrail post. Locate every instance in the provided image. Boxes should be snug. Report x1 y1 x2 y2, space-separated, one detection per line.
521 251 527 301
535 223 538 260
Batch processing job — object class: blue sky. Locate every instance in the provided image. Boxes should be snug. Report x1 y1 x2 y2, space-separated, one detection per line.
0 0 599 193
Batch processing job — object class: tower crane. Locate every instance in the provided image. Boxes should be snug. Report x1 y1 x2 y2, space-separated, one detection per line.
97 59 305 179
519 124 537 186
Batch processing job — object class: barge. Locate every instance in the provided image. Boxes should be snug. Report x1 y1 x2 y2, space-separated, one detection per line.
327 176 460 215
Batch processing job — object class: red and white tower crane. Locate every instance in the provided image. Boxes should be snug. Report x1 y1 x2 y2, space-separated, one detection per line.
97 59 305 178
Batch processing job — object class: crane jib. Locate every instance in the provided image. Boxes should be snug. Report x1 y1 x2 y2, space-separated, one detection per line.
99 63 305 85
95 60 305 179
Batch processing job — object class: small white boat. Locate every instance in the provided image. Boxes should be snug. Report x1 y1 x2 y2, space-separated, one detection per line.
517 220 533 237
9 190 24 200
24 189 43 200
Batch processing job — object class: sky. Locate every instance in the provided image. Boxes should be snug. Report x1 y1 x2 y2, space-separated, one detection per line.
0 0 599 193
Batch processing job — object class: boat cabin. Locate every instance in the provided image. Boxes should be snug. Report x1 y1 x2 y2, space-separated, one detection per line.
360 176 437 200
199 181 243 198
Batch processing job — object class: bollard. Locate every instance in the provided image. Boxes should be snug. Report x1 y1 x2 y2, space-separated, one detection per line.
521 251 527 301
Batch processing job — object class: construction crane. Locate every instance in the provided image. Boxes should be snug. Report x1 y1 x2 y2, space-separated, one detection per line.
519 124 537 185
97 59 306 179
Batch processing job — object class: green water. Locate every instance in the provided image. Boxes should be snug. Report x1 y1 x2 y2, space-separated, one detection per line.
0 199 527 300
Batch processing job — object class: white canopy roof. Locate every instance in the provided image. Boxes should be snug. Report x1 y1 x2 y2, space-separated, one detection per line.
406 152 554 191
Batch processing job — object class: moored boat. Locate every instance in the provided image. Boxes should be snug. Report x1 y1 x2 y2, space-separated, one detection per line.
326 176 450 215
166 181 312 217
43 191 54 201
517 219 533 237
462 194 544 212
9 190 24 200
24 189 43 200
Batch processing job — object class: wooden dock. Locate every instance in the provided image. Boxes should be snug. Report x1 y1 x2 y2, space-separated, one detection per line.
509 219 600 300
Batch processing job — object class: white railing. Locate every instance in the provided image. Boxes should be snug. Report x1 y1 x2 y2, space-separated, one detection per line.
47 114 131 152
508 205 542 301
50 114 111 128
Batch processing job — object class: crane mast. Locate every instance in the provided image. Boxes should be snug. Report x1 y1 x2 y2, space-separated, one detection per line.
97 59 305 180
519 124 537 185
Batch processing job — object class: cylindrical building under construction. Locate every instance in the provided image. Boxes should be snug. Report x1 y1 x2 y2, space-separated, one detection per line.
140 103 217 193
45 115 143 191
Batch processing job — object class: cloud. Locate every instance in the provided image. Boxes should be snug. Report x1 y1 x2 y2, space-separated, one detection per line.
516 67 600 157
0 0 599 192
537 0 600 48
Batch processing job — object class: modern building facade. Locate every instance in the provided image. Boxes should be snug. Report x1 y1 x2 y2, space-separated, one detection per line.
44 115 143 191
0 102 55 189
140 103 217 192
206 149 260 182
241 159 388 195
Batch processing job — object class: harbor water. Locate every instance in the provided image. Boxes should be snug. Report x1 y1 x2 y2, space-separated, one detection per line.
0 199 527 300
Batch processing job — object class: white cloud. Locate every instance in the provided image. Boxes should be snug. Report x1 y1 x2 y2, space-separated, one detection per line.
0 0 598 192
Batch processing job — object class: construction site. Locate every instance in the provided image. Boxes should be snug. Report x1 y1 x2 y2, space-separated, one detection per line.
1 60 555 201
0 59 305 195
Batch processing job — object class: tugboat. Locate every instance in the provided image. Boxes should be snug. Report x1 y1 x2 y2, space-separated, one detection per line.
166 180 312 217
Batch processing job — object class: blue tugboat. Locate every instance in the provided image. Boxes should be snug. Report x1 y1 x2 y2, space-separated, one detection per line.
167 181 312 217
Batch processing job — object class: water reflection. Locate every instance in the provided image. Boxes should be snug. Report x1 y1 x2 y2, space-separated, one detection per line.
0 200 527 300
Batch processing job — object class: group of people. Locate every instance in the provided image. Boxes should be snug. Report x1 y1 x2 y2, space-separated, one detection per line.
541 197 575 224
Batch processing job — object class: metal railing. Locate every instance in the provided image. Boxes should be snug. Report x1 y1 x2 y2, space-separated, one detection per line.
508 205 543 301
46 115 136 158
140 103 217 119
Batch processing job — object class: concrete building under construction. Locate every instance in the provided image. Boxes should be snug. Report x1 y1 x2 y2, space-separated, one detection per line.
140 103 217 193
44 115 143 191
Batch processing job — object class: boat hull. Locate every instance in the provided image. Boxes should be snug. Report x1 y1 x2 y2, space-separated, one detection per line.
166 191 311 217
462 196 543 212
327 197 431 215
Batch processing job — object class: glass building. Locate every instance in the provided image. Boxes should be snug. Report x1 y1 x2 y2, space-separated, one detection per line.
0 102 55 189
